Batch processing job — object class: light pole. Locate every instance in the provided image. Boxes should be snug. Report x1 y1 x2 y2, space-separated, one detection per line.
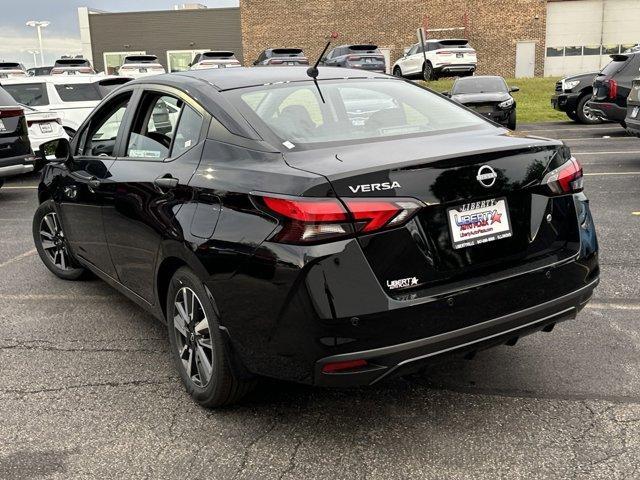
27 50 40 68
26 20 50 67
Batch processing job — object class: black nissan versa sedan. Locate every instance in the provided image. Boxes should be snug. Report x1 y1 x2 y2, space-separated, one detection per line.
31 67 599 407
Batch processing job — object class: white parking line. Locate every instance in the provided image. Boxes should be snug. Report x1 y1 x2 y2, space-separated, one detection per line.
1 186 38 190
0 249 36 269
0 294 116 301
587 302 640 311
575 151 640 155
559 136 636 141
584 171 640 176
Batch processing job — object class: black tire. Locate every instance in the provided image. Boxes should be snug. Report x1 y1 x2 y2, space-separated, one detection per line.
620 121 627 129
507 111 517 130
576 94 601 125
166 267 255 408
422 62 436 81
566 111 579 122
393 66 403 78
32 200 85 280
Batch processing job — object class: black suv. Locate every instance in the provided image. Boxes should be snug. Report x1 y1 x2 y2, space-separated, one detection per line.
253 48 308 66
322 44 386 73
551 72 601 124
588 52 640 127
625 77 640 137
0 85 35 189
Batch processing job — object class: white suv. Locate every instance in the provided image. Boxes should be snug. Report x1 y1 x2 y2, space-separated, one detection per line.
1 75 131 136
392 39 477 81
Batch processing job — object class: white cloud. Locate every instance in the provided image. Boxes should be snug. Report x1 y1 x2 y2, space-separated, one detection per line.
0 27 81 66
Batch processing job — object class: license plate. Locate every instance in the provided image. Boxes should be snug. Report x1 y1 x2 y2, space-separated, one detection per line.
633 106 640 118
139 68 147 73
447 197 512 250
39 123 53 133
457 53 464 58
287 62 295 65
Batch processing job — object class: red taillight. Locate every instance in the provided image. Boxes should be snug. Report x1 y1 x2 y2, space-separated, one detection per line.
322 359 368 374
256 195 423 244
544 157 583 195
606 78 618 99
0 107 24 119
347 55 362 61
268 59 284 64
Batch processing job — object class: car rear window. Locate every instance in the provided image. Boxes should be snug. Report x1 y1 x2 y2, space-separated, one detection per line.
0 62 22 70
2 83 49 106
601 56 629 76
0 86 17 106
55 83 102 102
203 51 235 58
54 59 91 67
271 49 304 57
231 79 487 147
436 39 470 48
124 56 159 64
348 45 380 53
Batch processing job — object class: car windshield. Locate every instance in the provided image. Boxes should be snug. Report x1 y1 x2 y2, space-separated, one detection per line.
230 79 488 147
452 77 508 94
2 83 48 106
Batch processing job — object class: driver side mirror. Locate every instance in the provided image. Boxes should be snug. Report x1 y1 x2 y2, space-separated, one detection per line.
510 86 520 93
39 138 72 164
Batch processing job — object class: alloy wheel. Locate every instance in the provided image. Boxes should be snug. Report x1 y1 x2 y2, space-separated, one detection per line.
173 287 214 388
39 212 72 271
582 102 599 123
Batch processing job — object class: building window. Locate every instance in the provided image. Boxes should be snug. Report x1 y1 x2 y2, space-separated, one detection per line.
565 46 582 57
167 50 209 73
583 45 601 56
546 47 564 57
103 51 145 75
602 44 620 55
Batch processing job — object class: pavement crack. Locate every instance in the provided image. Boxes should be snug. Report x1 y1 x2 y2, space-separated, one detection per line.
232 417 279 480
1 378 175 396
277 414 322 480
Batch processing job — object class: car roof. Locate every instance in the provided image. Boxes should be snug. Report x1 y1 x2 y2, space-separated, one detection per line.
131 66 391 91
0 74 122 85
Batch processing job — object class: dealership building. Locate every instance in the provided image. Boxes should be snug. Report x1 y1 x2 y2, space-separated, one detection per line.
78 0 640 78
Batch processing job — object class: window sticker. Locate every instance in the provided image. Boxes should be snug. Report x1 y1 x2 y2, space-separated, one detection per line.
129 149 162 159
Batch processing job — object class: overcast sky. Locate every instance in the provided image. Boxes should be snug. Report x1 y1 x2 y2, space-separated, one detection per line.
1 0 238 67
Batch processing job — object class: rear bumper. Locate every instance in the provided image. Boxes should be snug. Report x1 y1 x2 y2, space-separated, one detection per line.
435 64 476 75
587 100 627 122
0 154 35 178
551 92 580 113
625 104 640 136
315 278 597 387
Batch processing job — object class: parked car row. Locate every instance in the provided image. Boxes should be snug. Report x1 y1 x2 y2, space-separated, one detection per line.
552 50 640 136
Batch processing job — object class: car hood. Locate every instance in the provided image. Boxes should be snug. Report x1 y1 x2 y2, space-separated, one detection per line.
450 92 511 104
563 72 599 83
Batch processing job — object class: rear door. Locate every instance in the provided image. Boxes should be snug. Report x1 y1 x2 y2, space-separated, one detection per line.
102 86 208 303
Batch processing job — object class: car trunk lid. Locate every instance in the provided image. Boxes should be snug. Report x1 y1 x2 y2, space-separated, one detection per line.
284 131 581 295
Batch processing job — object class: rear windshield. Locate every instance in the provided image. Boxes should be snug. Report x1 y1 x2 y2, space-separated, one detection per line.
0 86 17 106
124 56 159 64
601 56 629 76
437 39 470 48
203 51 235 58
271 49 304 57
452 77 508 94
54 59 91 67
2 83 49 106
230 79 487 147
0 62 22 70
349 45 380 53
55 83 102 102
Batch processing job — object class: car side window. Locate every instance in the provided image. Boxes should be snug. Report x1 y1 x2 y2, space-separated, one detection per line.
77 92 132 157
172 105 203 157
126 95 181 160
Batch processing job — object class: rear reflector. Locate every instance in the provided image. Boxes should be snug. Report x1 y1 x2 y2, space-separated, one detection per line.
607 79 618 99
322 359 368 374
256 195 423 244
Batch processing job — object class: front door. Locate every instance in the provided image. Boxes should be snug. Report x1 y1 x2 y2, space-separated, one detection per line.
103 88 206 303
57 90 134 277
515 41 536 78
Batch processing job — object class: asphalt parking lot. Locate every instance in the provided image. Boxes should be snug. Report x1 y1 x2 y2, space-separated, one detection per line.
1 121 639 479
